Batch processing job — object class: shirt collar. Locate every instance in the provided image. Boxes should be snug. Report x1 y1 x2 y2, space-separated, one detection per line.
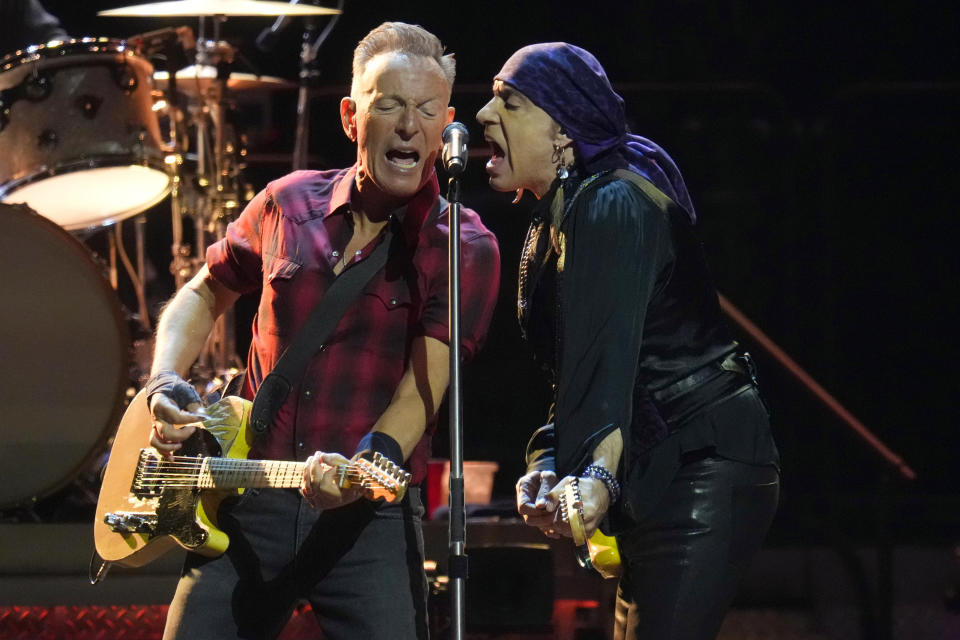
326 164 442 246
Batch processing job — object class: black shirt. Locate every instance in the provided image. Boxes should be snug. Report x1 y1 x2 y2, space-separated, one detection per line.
520 170 778 525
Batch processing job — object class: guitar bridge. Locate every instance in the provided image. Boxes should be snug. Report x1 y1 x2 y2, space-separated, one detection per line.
104 511 158 534
131 449 163 497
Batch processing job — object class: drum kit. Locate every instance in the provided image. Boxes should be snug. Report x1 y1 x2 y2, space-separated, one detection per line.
0 0 340 514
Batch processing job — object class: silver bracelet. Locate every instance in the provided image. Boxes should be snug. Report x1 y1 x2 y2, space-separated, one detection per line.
582 464 620 504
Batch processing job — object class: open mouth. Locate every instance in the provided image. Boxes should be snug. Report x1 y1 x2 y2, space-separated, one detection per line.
485 138 506 173
386 149 420 169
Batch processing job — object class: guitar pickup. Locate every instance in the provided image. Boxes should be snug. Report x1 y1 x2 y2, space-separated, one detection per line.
104 511 158 534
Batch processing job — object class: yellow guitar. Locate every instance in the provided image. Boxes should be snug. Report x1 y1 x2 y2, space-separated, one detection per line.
559 479 622 579
94 390 411 568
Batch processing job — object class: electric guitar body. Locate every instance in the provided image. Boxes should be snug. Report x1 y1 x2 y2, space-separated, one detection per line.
94 390 409 568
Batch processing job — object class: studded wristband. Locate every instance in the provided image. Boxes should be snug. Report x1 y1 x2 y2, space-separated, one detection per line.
582 463 621 504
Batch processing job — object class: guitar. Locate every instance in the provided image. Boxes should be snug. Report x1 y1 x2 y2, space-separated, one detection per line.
559 479 622 579
94 390 411 568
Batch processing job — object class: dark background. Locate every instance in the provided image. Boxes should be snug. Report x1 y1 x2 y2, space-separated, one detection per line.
33 0 960 546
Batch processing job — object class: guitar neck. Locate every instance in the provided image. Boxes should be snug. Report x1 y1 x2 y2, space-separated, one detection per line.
194 459 387 491
198 458 307 489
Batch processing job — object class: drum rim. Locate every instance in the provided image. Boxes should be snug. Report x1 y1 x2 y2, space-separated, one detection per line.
0 37 138 73
0 157 171 231
0 203 131 510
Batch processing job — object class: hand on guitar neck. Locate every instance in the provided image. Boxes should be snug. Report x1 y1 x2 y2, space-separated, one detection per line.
301 451 364 510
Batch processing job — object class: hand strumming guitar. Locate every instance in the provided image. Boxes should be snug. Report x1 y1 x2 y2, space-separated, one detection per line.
547 475 611 539
147 370 204 457
516 469 561 538
519 428 623 539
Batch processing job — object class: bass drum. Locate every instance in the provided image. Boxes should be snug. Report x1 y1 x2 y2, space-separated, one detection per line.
0 38 169 230
0 202 129 509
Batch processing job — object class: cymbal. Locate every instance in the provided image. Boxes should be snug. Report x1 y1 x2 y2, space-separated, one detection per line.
154 65 296 92
99 0 341 17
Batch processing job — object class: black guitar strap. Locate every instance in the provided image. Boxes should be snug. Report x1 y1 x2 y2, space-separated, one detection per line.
249 197 441 434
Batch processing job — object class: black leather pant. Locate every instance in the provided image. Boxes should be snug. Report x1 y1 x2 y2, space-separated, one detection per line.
614 455 780 640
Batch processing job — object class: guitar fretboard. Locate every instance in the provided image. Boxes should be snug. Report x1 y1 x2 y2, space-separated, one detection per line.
132 449 408 503
198 459 306 489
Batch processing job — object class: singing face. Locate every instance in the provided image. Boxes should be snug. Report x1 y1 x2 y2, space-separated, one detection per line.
476 80 566 198
341 52 455 203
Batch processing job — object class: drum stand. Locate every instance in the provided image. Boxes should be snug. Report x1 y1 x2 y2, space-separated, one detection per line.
165 18 247 389
104 215 152 335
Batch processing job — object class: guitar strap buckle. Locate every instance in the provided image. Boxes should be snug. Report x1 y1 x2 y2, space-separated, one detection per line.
249 372 291 434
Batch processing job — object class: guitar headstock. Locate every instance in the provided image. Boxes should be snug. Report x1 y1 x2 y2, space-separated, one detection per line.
338 452 412 503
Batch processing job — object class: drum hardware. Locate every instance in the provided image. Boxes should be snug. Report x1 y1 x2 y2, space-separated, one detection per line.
138 15 251 378
154 64 296 94
287 0 343 170
0 38 171 230
105 216 154 334
98 0 342 18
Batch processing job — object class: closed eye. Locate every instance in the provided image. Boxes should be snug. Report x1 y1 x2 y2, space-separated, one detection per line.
373 99 402 112
418 99 441 118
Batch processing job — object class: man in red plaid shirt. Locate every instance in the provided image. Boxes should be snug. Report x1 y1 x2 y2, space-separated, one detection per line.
145 22 500 640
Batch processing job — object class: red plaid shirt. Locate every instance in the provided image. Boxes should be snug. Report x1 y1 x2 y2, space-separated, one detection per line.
206 166 500 483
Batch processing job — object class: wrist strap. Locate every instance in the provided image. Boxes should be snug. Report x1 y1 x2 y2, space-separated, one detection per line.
145 370 202 409
354 431 404 465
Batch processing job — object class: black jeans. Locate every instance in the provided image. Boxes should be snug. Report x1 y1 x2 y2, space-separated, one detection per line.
614 456 780 640
163 487 428 640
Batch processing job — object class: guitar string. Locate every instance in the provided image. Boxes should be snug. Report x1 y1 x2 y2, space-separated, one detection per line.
137 458 404 482
135 458 397 489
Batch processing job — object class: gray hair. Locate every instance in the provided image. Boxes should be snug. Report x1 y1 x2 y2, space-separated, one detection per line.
351 22 456 95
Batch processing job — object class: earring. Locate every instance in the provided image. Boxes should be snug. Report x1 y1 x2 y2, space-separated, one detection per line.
553 144 570 180
549 143 568 231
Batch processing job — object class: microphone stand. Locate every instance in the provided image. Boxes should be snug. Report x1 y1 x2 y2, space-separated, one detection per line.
445 171 467 640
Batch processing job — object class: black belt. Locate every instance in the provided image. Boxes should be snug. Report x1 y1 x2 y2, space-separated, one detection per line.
650 352 759 423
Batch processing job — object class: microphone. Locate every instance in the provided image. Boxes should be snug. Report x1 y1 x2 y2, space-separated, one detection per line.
255 1 301 52
442 122 469 175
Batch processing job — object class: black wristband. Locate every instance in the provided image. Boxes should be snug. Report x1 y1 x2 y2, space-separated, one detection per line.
145 370 202 409
354 431 405 466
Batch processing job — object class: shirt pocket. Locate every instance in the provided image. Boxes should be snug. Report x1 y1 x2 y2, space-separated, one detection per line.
261 253 303 336
265 254 302 283
365 275 414 312
354 276 417 357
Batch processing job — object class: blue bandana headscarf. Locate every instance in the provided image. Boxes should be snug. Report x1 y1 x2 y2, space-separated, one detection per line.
495 42 696 221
